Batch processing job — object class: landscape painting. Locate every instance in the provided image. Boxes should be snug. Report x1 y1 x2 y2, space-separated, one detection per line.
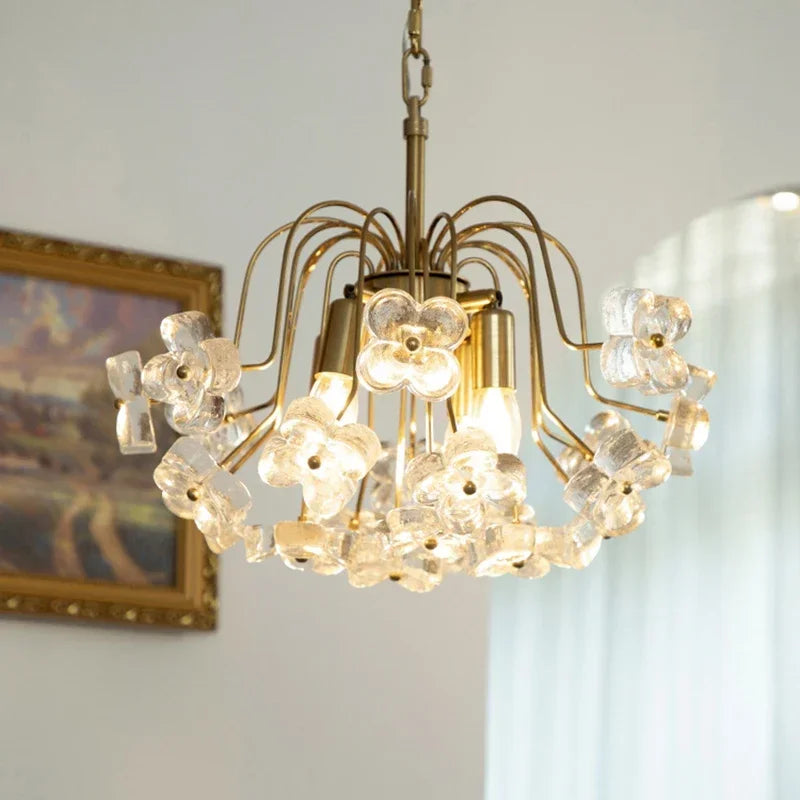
0 230 221 628
0 273 179 585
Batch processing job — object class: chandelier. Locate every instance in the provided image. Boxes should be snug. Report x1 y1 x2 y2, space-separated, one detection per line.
105 1 714 592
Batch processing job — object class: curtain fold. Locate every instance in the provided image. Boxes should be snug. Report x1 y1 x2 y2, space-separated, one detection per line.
487 196 800 800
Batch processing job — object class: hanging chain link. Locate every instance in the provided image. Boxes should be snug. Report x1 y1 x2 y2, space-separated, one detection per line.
402 0 432 108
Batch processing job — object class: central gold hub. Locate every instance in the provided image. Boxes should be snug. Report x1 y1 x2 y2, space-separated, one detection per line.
186 487 200 502
113 398 124 410
649 332 665 349
463 480 477 496
512 560 526 569
389 573 402 582
307 455 322 470
405 335 421 352
423 537 438 551
176 364 191 380
622 482 633 495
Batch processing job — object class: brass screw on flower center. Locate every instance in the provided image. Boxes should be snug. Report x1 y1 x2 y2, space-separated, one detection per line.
295 557 309 564
424 537 438 551
622 482 633 495
307 455 322 470
649 332 665 349
113 398 124 410
186 487 200 502
176 365 191 379
389 573 402 582
512 560 526 569
463 480 477 496
405 335 421 352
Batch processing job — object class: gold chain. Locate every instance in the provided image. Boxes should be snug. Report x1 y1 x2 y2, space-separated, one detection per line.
402 1 432 109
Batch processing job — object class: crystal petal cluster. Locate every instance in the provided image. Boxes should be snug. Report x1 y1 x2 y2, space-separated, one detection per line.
153 436 253 553
106 351 156 454
357 289 468 401
258 396 381 518
600 288 692 394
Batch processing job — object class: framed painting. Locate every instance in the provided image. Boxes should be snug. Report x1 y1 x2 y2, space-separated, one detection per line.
0 229 221 629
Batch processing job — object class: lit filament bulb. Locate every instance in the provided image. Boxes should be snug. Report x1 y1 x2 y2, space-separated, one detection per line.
310 372 358 424
469 387 522 455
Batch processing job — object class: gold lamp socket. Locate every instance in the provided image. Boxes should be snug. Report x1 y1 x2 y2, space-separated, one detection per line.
317 297 358 376
470 307 516 389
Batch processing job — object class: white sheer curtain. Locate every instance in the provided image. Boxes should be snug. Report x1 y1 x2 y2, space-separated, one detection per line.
486 196 800 800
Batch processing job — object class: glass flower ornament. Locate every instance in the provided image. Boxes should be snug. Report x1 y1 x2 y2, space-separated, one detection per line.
600 288 692 394
141 311 241 435
563 427 670 537
202 386 254 461
662 364 715 476
106 351 156 454
153 437 253 553
557 410 631 479
258 396 381 518
536 517 604 570
244 525 275 563
405 428 527 535
356 288 469 401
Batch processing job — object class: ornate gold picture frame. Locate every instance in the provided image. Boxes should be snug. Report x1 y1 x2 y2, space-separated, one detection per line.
0 229 222 629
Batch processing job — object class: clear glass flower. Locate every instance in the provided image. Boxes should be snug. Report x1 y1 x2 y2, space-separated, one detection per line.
153 436 252 552
193 468 253 551
405 428 527 535
106 350 156 454
537 516 603 569
600 287 692 394
470 521 537 577
346 530 393 588
662 364 715 475
563 427 670 537
356 288 468 401
557 410 631 479
273 519 330 570
141 311 241 435
395 550 444 593
244 525 275 563
202 386 254 462
153 436 219 519
258 397 381 519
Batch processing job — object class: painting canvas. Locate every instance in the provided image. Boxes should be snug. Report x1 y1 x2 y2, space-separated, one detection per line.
0 230 221 629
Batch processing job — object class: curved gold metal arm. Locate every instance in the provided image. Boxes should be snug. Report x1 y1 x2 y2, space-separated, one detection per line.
235 201 399 371
456 256 501 292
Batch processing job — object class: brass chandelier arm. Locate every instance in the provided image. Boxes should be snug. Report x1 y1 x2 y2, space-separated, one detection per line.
455 256 501 292
451 220 592 458
542 229 669 422
426 212 460 298
236 201 399 372
431 197 601 351
337 207 398 422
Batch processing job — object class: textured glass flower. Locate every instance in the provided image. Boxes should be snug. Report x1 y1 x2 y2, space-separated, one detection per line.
536 516 603 570
393 550 444 593
346 530 393 588
258 396 381 518
470 521 537 577
600 288 692 394
244 525 275 563
273 519 328 569
662 364 715 476
386 504 466 562
142 311 241 435
563 427 670 537
202 386 254 462
153 437 252 552
356 288 468 401
106 350 156 454
405 429 527 534
557 410 631 479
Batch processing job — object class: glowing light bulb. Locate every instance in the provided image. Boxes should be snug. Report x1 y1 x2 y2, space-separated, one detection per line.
310 372 358 424
468 387 522 454
771 191 800 212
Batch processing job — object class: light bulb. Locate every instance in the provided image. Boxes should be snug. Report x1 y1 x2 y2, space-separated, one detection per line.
310 372 358 424
468 387 522 454
770 191 800 212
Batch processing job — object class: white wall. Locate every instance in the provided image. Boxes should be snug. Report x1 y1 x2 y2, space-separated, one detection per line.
0 1 797 799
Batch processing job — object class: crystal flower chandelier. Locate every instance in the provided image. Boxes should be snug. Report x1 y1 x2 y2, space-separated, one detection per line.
106 1 714 592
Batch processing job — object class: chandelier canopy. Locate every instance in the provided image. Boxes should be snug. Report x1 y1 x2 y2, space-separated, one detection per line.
106 1 714 592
